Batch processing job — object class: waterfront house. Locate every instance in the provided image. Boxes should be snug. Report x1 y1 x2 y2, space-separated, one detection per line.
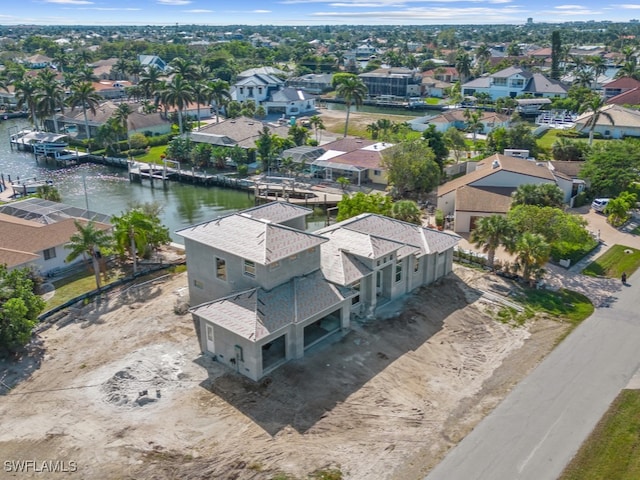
0 198 111 277
408 109 510 134
574 104 640 139
286 73 333 94
461 66 568 101
55 101 171 139
180 202 458 381
358 68 422 99
289 137 393 187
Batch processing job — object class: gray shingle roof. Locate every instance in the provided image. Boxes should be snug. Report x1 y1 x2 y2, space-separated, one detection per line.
190 270 347 341
240 202 312 224
176 213 327 265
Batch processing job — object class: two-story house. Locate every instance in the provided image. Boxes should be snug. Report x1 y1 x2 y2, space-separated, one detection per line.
233 74 284 104
180 202 458 381
462 66 568 101
358 68 422 99
233 74 316 116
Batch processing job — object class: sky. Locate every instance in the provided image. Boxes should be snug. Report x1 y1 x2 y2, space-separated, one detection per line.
2 0 640 26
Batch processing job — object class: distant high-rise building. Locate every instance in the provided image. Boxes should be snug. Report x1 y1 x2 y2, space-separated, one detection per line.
527 17 533 24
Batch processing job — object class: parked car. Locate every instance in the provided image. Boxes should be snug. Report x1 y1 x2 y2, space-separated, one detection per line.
591 198 610 213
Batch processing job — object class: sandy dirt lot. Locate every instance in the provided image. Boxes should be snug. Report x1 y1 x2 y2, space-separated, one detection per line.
0 265 569 479
315 107 416 138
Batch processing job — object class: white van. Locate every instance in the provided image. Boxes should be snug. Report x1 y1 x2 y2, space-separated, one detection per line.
591 198 610 213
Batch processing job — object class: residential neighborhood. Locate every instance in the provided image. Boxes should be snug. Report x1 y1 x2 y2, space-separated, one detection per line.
2 16 640 480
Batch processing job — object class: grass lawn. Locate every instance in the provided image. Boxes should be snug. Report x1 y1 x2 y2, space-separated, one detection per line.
134 145 168 165
518 288 594 325
582 244 640 278
425 97 440 105
559 389 640 480
45 268 124 310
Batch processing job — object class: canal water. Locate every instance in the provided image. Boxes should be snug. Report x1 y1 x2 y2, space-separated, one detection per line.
0 119 256 241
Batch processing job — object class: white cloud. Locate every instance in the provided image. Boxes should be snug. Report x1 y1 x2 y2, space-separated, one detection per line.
157 0 191 5
615 3 640 9
44 0 93 4
252 9 272 13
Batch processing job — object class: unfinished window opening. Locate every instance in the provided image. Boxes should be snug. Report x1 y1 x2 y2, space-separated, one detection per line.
243 259 256 278
216 257 227 281
395 262 403 283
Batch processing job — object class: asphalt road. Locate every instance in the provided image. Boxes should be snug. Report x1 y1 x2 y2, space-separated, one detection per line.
426 273 640 480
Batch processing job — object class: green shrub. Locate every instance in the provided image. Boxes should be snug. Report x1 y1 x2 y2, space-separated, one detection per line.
573 191 588 208
148 134 174 147
435 209 444 227
129 132 149 149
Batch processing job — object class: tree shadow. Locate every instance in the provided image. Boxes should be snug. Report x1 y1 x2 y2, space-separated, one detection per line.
0 341 45 395
194 274 482 436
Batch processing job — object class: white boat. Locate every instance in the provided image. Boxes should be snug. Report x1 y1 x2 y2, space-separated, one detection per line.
10 178 54 195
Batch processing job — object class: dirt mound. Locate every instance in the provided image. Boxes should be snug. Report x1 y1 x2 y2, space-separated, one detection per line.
98 345 188 408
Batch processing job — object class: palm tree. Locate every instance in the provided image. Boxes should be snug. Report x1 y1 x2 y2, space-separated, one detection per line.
464 109 484 142
455 50 472 84
113 103 133 148
588 55 607 79
67 81 102 139
615 58 639 80
470 214 514 270
66 220 112 289
160 74 194 135
169 57 197 81
475 44 491 75
35 69 65 134
139 66 164 100
376 118 393 139
191 81 211 131
579 94 613 145
14 76 40 129
309 115 325 143
208 79 231 123
126 59 144 84
112 209 156 275
113 57 130 81
512 232 550 285
366 122 380 140
390 200 422 225
336 76 368 137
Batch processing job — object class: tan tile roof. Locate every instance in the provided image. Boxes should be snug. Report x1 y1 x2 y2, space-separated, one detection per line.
0 248 39 269
196 116 290 149
549 161 584 178
320 137 375 153
177 214 328 265
575 104 640 128
455 186 514 213
190 270 346 341
0 215 110 268
438 154 556 196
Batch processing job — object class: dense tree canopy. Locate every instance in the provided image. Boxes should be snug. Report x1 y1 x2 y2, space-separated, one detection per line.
336 192 393 221
511 183 564 208
381 140 441 199
0 266 45 356
580 140 640 197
